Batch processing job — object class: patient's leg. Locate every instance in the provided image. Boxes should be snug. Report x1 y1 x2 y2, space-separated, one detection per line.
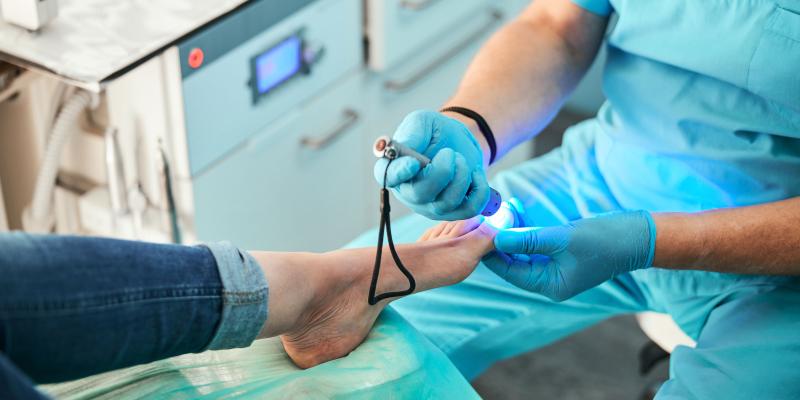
249 217 496 368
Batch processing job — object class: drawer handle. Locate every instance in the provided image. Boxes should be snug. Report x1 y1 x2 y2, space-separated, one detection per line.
300 108 360 150
399 0 441 11
384 9 503 92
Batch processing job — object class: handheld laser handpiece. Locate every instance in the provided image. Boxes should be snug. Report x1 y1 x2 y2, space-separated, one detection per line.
373 136 502 217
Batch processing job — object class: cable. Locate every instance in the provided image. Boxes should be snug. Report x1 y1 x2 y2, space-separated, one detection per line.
367 159 417 305
23 90 93 233
159 142 182 244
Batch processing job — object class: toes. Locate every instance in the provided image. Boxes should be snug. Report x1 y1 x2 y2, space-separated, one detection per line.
450 216 483 237
418 217 486 242
418 222 449 242
464 221 498 254
439 217 483 239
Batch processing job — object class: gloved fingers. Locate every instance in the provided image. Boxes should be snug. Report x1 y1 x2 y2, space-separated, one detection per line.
373 158 389 186
526 255 569 300
483 252 556 295
431 153 472 215
397 148 456 204
494 226 566 255
482 251 514 281
444 169 490 220
392 110 437 153
374 156 421 188
482 251 542 290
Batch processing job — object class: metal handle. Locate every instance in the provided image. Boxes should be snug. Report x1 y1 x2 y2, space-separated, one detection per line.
384 9 503 92
399 0 441 11
300 108 360 150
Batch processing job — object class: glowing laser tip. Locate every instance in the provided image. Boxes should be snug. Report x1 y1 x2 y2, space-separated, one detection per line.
486 202 516 230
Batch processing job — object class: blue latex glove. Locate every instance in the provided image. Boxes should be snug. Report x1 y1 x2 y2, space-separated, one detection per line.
374 110 489 221
484 211 657 301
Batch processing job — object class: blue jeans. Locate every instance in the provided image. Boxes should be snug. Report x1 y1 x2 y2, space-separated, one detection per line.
0 233 268 396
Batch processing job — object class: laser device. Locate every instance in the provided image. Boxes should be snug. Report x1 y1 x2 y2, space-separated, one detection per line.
485 198 526 230
368 136 523 306
373 135 502 217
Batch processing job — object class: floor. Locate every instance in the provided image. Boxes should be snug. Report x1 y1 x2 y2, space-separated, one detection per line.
471 315 670 400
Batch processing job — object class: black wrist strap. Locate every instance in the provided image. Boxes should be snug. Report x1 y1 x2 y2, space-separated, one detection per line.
440 106 497 165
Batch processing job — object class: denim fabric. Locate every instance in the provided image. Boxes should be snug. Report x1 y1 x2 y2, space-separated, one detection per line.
203 242 268 350
0 232 268 389
0 353 49 400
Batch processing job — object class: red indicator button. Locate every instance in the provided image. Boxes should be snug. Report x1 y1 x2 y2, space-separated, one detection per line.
188 48 204 69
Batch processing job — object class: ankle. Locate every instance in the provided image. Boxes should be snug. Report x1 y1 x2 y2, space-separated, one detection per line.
252 251 324 337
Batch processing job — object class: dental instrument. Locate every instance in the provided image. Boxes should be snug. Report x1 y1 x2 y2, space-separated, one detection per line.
373 135 502 217
367 136 514 305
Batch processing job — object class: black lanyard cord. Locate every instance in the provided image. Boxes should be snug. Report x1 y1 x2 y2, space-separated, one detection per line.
368 159 417 305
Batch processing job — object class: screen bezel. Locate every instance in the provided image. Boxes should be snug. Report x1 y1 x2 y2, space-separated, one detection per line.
249 31 307 104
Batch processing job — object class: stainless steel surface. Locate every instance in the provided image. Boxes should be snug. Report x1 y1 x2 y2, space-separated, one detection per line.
0 0 246 90
299 108 359 150
385 140 431 166
383 8 502 92
104 127 128 215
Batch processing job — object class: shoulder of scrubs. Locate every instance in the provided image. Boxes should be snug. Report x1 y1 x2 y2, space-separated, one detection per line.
569 0 612 16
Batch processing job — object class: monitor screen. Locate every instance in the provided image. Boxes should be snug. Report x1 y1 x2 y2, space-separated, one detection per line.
253 35 303 96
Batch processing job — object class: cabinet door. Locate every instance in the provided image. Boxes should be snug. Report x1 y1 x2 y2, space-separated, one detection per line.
183 0 362 176
366 0 493 70
192 74 370 252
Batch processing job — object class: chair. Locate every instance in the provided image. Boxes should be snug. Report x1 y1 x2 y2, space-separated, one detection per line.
635 312 696 399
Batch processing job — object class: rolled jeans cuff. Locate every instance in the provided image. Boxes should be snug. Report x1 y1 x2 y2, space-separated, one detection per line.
202 242 268 350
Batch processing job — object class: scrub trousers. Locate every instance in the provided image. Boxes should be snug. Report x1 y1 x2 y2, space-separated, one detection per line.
346 124 800 400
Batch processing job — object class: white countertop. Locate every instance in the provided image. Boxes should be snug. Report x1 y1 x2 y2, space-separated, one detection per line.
0 0 247 91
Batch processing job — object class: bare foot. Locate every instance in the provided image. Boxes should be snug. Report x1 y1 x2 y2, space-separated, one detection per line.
278 218 496 368
418 216 484 242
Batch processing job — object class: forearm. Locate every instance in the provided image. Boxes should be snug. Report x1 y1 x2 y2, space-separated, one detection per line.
653 197 800 274
442 0 607 162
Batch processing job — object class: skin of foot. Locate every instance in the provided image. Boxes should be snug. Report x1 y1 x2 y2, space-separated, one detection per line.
250 217 496 369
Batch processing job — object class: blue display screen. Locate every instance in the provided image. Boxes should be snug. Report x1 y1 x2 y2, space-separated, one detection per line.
254 36 303 95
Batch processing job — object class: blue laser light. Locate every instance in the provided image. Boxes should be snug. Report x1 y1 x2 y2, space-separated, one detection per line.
485 199 526 230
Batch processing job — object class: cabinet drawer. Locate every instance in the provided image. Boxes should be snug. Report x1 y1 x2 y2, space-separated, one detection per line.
367 0 492 70
192 72 370 252
182 0 362 176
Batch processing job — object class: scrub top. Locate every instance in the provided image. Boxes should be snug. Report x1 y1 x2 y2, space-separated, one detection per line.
570 0 800 212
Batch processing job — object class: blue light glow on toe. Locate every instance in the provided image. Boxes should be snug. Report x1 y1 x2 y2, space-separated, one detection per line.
485 202 516 230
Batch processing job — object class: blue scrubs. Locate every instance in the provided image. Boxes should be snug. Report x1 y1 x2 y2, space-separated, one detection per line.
348 0 800 398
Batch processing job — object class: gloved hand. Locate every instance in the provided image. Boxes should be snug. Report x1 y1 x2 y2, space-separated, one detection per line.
374 110 490 221
483 211 656 301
